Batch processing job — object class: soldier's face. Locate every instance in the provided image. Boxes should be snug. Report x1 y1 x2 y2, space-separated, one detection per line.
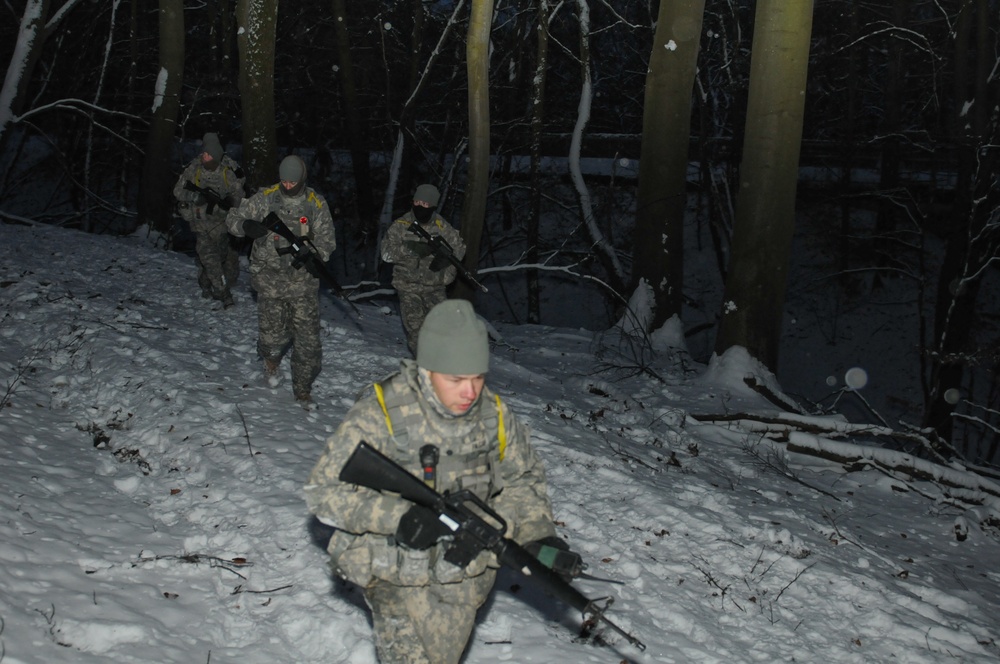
429 372 485 415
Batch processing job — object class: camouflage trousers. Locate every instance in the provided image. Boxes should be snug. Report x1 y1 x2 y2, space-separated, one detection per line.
256 294 321 398
397 287 447 356
364 571 496 664
194 221 239 299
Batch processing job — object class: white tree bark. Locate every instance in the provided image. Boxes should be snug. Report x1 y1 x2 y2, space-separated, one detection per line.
0 0 86 152
0 1 47 149
567 0 625 282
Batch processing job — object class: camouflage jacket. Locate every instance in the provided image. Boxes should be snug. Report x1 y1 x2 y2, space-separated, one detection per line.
226 184 335 298
381 211 466 292
304 359 556 588
172 155 245 231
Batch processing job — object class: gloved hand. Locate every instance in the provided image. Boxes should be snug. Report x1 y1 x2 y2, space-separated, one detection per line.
395 504 449 551
242 218 269 239
524 536 584 581
194 194 207 206
428 254 450 272
404 240 435 258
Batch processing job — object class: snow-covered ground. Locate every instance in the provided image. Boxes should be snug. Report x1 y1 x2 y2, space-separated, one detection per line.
1 222 998 663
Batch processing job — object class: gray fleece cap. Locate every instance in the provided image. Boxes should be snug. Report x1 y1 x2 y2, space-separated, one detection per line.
202 133 224 161
413 184 440 207
417 299 489 375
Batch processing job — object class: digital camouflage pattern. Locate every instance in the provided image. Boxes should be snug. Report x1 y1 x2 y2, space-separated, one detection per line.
304 359 556 663
365 573 495 664
172 155 244 301
381 212 466 354
226 183 335 399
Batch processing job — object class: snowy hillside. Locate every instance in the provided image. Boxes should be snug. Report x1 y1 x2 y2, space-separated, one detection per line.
1 223 998 663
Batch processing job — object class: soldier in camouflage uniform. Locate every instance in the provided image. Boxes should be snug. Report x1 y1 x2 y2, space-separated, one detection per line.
173 132 244 308
305 300 576 664
226 155 336 404
381 184 466 356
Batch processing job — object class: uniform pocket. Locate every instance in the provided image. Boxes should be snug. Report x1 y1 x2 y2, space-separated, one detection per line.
397 547 432 586
327 529 374 588
370 534 396 581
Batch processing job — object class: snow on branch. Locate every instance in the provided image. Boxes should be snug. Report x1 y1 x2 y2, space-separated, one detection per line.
15 98 143 123
691 410 1000 519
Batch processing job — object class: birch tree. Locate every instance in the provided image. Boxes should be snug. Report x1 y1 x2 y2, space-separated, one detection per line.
0 0 87 157
633 0 706 329
566 0 625 293
713 0 815 371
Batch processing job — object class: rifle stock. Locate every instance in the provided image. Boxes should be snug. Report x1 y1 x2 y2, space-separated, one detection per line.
338 441 646 652
407 221 488 293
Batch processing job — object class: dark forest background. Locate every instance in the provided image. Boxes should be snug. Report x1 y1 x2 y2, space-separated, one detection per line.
1 1 999 466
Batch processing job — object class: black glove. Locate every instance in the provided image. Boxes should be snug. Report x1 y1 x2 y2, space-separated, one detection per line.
428 254 450 272
242 218 269 239
404 240 435 258
524 536 584 580
395 504 449 551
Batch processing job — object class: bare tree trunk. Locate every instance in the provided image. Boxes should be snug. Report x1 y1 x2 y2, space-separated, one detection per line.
567 0 625 293
452 0 492 302
137 0 184 240
0 0 87 156
331 0 376 243
83 0 124 233
235 0 278 190
923 0 1000 446
633 0 705 329
873 0 906 286
714 0 814 371
120 0 139 212
526 0 550 324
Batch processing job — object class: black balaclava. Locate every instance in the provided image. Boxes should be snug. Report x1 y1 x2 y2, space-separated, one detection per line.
412 205 435 224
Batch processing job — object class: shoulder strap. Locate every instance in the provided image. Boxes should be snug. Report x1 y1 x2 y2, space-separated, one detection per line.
374 382 395 436
494 394 507 460
375 379 506 457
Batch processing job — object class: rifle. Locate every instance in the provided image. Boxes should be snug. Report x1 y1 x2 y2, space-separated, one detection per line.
183 180 232 214
339 441 646 652
407 221 488 293
263 212 362 318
